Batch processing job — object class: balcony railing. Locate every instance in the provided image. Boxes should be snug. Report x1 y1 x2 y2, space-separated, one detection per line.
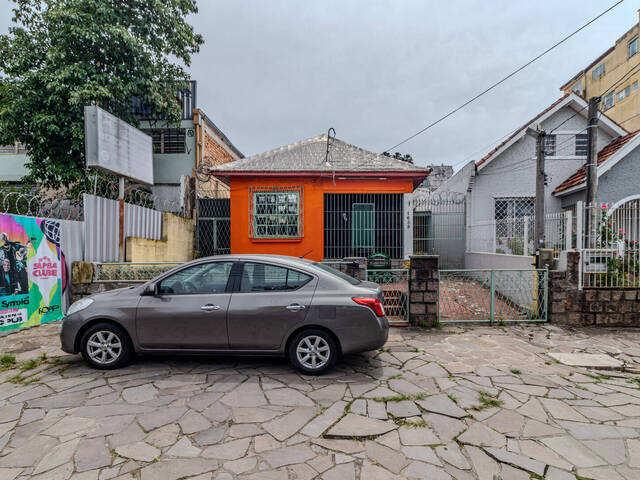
132 80 197 121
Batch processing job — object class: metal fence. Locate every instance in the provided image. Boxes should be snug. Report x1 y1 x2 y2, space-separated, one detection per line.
468 211 570 259
94 262 181 281
324 193 403 259
413 192 465 268
366 268 409 324
438 268 548 323
197 198 231 257
580 199 640 288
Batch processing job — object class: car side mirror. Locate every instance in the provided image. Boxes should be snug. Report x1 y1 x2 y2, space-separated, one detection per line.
143 284 158 296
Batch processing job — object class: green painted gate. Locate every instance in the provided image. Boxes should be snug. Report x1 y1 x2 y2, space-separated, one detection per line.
438 268 548 324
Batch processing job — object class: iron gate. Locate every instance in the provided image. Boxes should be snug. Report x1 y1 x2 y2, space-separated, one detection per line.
413 192 465 268
197 198 230 257
366 269 409 325
438 268 548 324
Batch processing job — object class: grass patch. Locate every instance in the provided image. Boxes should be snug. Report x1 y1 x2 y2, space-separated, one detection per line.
388 374 403 380
8 373 40 385
510 368 521 375
628 378 640 389
447 393 458 404
585 372 611 381
0 354 16 368
372 393 428 403
377 347 390 353
19 359 39 371
393 417 427 428
471 391 503 411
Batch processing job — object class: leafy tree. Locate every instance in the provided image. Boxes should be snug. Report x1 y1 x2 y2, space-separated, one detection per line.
0 0 203 188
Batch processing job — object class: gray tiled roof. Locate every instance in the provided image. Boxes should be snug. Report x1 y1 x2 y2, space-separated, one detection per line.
208 134 428 173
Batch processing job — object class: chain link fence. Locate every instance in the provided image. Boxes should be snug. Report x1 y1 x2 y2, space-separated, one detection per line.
366 269 409 324
196 198 230 257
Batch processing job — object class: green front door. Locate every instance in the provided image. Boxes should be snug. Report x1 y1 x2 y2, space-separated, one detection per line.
351 203 375 255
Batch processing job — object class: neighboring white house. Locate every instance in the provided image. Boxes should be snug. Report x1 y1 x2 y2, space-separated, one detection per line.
441 93 628 254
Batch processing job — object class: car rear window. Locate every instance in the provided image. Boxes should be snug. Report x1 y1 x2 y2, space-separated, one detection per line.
313 262 361 285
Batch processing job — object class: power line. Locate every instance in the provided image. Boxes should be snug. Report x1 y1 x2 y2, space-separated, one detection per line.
385 0 625 151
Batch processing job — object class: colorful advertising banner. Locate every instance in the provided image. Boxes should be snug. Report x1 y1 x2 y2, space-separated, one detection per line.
0 214 63 332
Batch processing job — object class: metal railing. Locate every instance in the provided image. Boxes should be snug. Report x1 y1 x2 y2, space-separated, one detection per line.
94 262 182 281
366 268 409 324
438 268 548 324
580 199 640 288
468 211 570 259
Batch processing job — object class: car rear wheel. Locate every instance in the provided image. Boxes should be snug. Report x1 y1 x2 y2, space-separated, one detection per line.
288 329 338 375
80 322 133 370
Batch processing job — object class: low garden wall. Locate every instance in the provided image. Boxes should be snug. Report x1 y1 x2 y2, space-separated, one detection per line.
549 251 640 326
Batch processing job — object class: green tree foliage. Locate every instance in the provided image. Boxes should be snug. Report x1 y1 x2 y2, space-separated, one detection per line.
0 0 203 188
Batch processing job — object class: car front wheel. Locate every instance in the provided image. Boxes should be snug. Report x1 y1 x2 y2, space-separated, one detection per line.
288 329 338 375
80 322 133 370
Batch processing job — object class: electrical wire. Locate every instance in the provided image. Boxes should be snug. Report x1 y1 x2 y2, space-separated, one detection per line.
385 0 625 151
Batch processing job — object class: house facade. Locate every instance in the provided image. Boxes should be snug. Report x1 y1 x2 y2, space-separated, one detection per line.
553 130 640 208
443 93 627 254
561 10 640 131
209 134 429 262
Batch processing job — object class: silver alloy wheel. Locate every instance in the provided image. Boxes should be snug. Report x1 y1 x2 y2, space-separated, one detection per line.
296 335 330 369
87 331 122 365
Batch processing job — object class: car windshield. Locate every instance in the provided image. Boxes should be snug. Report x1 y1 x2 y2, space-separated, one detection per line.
312 262 361 285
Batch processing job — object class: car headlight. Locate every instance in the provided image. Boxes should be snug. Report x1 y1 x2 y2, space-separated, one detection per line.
66 298 94 316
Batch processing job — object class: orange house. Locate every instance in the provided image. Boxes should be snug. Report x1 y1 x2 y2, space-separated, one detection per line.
208 134 429 262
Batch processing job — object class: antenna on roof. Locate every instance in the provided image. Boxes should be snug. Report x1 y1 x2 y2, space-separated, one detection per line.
324 127 336 167
325 127 336 185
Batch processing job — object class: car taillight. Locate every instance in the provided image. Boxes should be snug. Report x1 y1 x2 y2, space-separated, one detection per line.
352 297 385 317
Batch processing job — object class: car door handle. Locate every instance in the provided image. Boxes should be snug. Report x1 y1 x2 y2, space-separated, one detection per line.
200 304 221 312
286 304 306 311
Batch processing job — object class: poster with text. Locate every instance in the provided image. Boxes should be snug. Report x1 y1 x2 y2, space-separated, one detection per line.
0 214 62 332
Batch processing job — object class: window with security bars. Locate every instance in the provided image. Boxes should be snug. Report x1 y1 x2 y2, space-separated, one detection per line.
0 142 26 154
250 187 302 238
494 197 535 239
543 135 556 156
143 129 186 154
575 134 588 156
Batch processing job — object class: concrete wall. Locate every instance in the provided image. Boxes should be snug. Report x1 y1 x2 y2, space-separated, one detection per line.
464 252 534 270
126 212 195 263
469 104 615 253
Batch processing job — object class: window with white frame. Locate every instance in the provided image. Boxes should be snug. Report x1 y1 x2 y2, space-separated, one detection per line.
575 134 588 156
629 36 638 58
617 86 631 101
633 81 639 92
592 62 605 80
603 91 615 110
494 197 535 239
250 187 302 238
571 80 582 94
543 134 556 156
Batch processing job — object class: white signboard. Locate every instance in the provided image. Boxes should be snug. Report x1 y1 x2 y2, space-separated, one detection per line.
84 105 154 185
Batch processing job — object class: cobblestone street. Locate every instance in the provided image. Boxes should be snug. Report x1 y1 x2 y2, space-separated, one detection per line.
2 323 640 479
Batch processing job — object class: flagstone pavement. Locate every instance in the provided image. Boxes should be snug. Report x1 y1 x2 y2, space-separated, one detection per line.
2 322 640 479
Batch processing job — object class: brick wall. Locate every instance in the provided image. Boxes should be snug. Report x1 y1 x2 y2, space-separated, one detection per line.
409 255 439 327
550 251 640 326
199 131 234 198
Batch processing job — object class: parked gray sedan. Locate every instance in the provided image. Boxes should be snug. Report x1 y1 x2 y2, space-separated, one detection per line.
60 255 389 374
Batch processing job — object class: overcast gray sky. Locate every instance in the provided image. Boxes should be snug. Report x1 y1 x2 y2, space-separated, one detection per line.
1 1 637 168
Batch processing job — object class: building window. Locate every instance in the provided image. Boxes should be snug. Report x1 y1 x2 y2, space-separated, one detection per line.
571 80 582 94
494 197 535 239
633 81 639 92
592 62 605 80
617 86 631 102
0 142 25 155
575 134 588 156
143 129 186 154
250 186 303 238
603 91 615 110
543 134 556 156
629 36 638 58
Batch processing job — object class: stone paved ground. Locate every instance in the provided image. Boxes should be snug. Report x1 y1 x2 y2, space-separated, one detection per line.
2 323 640 479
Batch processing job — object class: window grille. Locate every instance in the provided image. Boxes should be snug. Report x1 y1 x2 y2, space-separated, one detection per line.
494 197 535 238
543 135 556 156
143 129 186 154
575 134 588 156
249 186 303 238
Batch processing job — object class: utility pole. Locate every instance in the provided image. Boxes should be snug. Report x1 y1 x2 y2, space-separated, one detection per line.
585 96 601 248
535 129 546 253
